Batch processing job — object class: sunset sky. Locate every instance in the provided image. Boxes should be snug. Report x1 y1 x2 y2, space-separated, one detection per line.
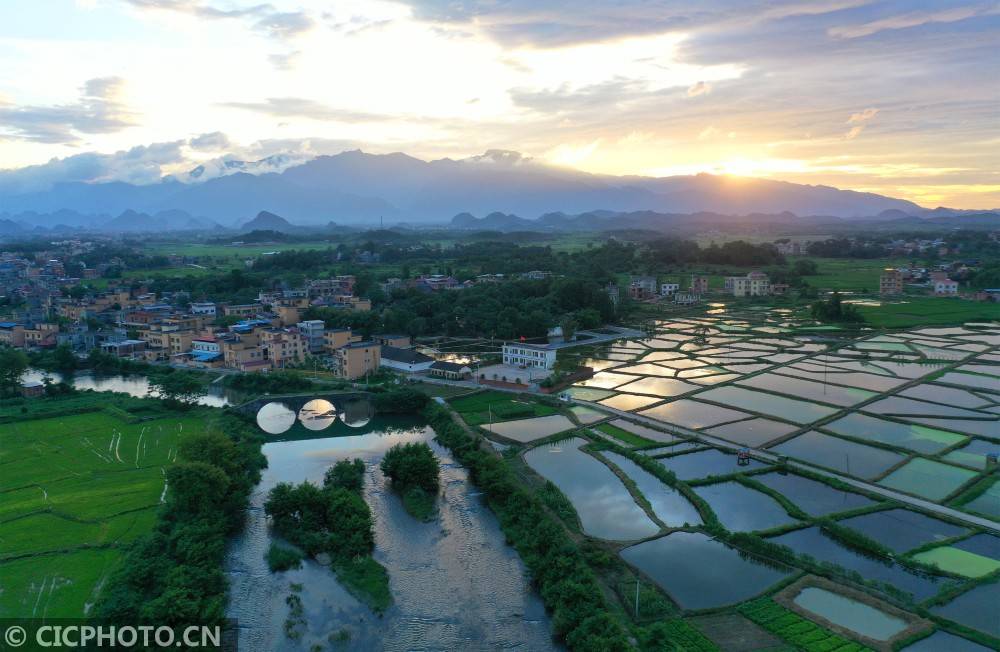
1 0 998 208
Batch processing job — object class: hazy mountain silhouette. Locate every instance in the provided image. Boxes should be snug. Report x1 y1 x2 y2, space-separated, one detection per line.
0 148 953 228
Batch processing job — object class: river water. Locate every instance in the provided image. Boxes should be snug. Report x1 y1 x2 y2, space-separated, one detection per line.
22 368 238 407
224 418 558 651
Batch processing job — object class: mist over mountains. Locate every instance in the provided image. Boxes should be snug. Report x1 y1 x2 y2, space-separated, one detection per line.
0 149 991 234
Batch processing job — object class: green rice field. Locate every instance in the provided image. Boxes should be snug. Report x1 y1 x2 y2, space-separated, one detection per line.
0 409 213 617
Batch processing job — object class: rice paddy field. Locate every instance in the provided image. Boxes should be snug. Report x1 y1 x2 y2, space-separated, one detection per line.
0 408 216 618
451 309 1000 650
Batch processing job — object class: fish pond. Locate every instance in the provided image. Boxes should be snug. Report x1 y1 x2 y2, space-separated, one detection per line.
791 586 908 641
523 438 659 540
620 532 792 610
600 451 702 527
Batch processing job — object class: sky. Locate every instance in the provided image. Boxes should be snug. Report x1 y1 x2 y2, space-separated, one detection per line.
0 0 998 208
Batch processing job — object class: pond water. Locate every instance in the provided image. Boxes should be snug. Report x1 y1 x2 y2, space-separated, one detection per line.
877 458 977 502
753 473 874 517
654 448 768 481
483 414 576 443
937 371 1000 393
639 399 752 430
225 420 558 652
523 438 659 541
899 384 993 409
615 377 699 398
703 418 798 448
769 431 906 480
736 374 875 407
836 508 967 553
23 368 239 407
864 396 989 419
943 439 999 469
695 386 838 424
778 367 904 392
930 582 1000 638
903 416 1000 438
600 451 702 527
901 631 994 652
693 482 799 532
769 527 945 601
598 393 663 411
823 413 966 455
963 480 1000 519
620 532 792 610
791 587 907 641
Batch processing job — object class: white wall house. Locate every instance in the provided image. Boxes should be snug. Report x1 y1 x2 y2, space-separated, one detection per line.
660 283 680 296
934 279 959 295
502 343 557 370
190 302 217 316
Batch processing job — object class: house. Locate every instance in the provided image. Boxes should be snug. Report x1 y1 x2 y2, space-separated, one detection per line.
502 342 557 370
429 361 471 380
335 341 381 379
0 322 25 347
629 275 657 299
374 333 411 348
660 282 679 296
690 275 710 294
725 271 771 297
101 339 146 357
323 328 354 352
296 320 326 353
190 302 217 316
20 380 45 398
380 346 434 373
477 363 550 386
933 279 959 295
880 269 904 295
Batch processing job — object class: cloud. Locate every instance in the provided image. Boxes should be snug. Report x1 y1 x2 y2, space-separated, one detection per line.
253 11 315 39
845 106 879 138
221 97 390 123
268 50 301 70
686 81 712 97
847 107 879 123
0 140 186 193
123 1 314 41
188 131 231 150
829 4 990 39
0 76 136 144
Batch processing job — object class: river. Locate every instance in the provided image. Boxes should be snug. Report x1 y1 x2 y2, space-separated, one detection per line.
22 368 238 407
224 417 558 651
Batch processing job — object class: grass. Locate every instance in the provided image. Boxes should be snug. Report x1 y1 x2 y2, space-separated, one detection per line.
267 543 304 572
0 404 215 617
401 486 437 521
447 390 558 426
911 547 1000 578
333 556 392 614
856 296 1000 328
594 422 654 447
738 598 874 652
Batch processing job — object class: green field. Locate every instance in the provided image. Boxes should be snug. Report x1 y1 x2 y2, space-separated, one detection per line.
857 297 1000 328
912 547 1000 578
594 422 655 447
447 390 558 426
0 409 214 617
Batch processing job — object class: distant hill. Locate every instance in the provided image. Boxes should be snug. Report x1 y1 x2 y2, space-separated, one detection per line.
0 148 957 229
240 210 295 232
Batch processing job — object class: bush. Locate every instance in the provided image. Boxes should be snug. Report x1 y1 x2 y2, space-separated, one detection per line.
267 543 303 572
381 442 440 493
324 459 365 492
372 387 429 414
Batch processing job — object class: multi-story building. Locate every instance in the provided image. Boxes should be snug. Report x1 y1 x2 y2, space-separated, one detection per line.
23 323 59 348
222 303 263 318
660 282 680 296
296 320 326 353
933 278 959 295
629 275 657 299
502 342 557 370
0 322 25 347
725 271 771 297
880 269 904 295
335 341 381 379
690 275 710 294
323 328 354 352
190 302 217 316
261 328 307 368
374 334 411 348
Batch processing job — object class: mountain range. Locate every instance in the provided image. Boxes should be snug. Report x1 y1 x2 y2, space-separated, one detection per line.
0 149 993 233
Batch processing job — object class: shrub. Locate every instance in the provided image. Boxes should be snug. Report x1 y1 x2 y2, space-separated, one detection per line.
267 544 304 572
324 459 365 492
380 442 439 492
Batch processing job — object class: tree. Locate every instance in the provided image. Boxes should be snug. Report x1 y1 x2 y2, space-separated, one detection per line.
793 259 819 276
149 372 206 406
0 348 28 397
324 459 365 493
52 343 78 371
380 442 439 493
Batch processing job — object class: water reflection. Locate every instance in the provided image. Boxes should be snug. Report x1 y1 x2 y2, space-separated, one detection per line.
225 420 558 651
22 368 236 407
256 402 297 435
339 398 374 428
298 399 337 431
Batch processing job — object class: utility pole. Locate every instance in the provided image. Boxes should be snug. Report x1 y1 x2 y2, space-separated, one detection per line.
634 579 640 619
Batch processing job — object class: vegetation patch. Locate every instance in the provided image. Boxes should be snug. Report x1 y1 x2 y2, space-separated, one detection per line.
739 597 874 651
594 422 655 448
448 391 558 426
267 543 304 572
380 442 440 521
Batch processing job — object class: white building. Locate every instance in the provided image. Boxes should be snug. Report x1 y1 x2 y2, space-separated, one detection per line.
296 319 326 353
190 302 217 316
191 338 220 354
502 342 557 370
660 282 680 296
380 346 435 373
725 271 771 297
934 279 959 295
